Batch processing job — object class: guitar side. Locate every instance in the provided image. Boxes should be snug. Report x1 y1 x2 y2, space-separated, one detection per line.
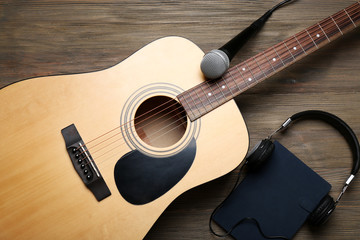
0 36 248 239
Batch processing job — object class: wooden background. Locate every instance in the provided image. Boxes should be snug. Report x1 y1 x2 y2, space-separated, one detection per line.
1 0 359 239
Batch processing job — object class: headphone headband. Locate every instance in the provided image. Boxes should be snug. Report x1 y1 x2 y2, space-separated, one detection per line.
267 110 360 208
277 110 360 176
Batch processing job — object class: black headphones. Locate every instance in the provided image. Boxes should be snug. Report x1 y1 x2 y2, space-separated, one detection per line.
246 110 360 226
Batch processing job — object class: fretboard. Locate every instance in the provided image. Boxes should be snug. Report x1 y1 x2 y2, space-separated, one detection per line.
178 2 360 121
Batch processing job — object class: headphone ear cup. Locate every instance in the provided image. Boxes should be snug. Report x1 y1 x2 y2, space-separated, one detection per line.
308 194 336 226
246 139 275 171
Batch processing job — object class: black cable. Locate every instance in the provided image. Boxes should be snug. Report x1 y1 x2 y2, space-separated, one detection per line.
270 0 297 13
255 0 298 27
209 162 290 239
209 164 247 238
219 0 298 62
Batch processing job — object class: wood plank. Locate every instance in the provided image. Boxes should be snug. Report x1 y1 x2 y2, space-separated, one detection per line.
1 0 359 239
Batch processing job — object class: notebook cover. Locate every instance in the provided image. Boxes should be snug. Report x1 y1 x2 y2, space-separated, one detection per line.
212 141 331 240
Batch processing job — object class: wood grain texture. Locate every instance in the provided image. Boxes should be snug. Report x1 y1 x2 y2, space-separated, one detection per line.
1 0 359 239
0 36 249 239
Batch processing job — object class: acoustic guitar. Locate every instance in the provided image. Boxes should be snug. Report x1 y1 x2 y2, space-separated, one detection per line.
0 2 359 239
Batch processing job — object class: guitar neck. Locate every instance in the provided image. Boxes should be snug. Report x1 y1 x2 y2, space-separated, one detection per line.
178 2 360 121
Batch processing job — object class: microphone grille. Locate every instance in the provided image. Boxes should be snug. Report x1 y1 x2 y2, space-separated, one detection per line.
200 50 230 80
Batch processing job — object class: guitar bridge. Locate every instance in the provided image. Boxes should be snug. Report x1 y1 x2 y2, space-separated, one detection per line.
61 124 111 201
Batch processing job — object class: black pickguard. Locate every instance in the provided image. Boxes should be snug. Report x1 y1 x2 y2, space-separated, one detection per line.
114 138 196 205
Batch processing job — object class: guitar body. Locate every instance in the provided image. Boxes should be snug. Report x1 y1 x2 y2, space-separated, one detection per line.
0 36 248 239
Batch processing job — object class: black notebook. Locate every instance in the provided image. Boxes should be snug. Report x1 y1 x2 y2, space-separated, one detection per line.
212 141 331 240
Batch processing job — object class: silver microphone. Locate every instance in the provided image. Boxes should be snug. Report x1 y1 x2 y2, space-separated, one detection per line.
200 50 230 80
200 0 296 80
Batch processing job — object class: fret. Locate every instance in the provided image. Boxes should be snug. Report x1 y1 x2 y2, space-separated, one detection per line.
204 82 221 106
190 88 208 116
282 41 296 61
193 88 210 113
262 52 276 72
271 46 284 67
348 3 360 24
226 69 243 92
188 91 204 117
344 4 359 27
350 3 360 24
244 61 257 83
344 9 357 27
234 65 251 89
263 48 283 70
206 81 226 107
210 81 227 106
198 84 215 110
305 29 318 49
332 9 355 32
285 36 306 59
346 4 360 25
215 76 233 99
330 16 343 35
253 56 267 78
297 30 317 54
224 69 242 92
306 24 328 48
247 57 266 82
202 81 221 106
293 34 307 55
318 17 340 41
179 94 197 120
280 42 294 64
317 23 331 42
187 87 205 116
213 80 229 102
252 53 274 77
221 76 236 99
273 43 291 66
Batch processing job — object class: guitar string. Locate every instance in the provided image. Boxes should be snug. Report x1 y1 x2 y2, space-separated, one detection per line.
217 0 360 94
183 20 334 114
225 4 358 83
83 19 342 160
227 19 347 85
55 27 358 187
79 108 188 169
56 111 190 190
60 6 359 184
76 100 186 164
79 28 308 166
97 5 360 174
52 103 189 182
96 4 360 167
75 5 358 167
78 96 179 149
79 14 341 165
74 99 181 165
29 3 358 195
186 8 356 103
94 112 189 162
88 102 187 156
93 4 357 147
77 21 348 166
81 99 180 151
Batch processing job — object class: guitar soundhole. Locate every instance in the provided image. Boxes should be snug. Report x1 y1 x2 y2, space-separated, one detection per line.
134 96 187 148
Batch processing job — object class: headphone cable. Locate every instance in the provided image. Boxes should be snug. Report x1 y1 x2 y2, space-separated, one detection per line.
209 163 290 240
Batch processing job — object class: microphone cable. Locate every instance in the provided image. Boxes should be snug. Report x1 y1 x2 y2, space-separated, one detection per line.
201 0 298 80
